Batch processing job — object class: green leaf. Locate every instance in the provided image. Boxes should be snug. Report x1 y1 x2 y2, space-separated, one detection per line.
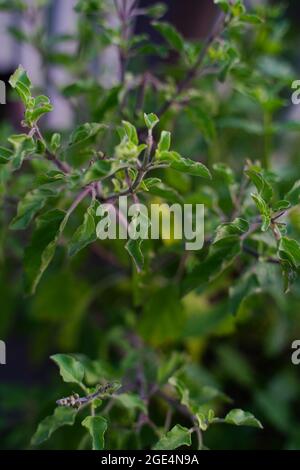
213 163 235 185
8 133 36 170
240 13 263 25
272 200 291 212
50 133 61 153
246 168 273 203
10 189 49 230
146 3 167 19
225 409 263 429
157 130 171 153
153 425 191 450
24 95 53 125
125 238 144 272
51 354 85 385
188 107 216 142
214 218 249 245
146 182 183 203
152 22 185 53
285 181 300 205
69 202 97 256
144 112 159 131
83 160 112 184
279 237 300 268
9 65 31 105
197 410 215 431
214 0 230 13
24 209 66 294
160 151 211 179
82 416 107 450
0 146 13 164
251 193 271 232
183 240 241 294
31 407 77 446
114 393 147 413
229 273 259 316
69 123 106 147
121 120 138 145
140 285 184 344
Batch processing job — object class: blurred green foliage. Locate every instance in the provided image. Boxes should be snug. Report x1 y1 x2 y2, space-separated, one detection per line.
1 0 300 450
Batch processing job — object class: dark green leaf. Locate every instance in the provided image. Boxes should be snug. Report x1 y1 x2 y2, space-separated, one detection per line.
31 407 77 446
153 425 191 450
225 409 263 429
51 354 85 385
82 416 107 450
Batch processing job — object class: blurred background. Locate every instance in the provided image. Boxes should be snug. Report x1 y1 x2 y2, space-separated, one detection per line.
1 0 300 450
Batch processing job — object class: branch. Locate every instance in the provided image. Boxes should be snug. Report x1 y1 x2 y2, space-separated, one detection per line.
34 125 71 174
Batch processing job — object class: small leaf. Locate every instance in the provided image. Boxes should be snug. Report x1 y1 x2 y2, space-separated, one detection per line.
82 416 107 450
214 218 249 245
285 181 300 205
213 163 235 185
279 237 300 268
31 407 77 446
10 189 49 230
214 0 230 13
146 182 183 203
8 133 36 170
0 146 13 164
153 425 191 450
225 409 263 429
50 133 61 153
114 393 147 413
24 209 66 294
144 112 159 131
68 202 97 256
160 151 211 179
152 22 185 53
251 193 271 232
272 200 291 212
246 168 273 203
157 130 171 153
69 123 106 146
83 160 112 184
145 3 167 19
240 13 263 24
51 354 85 385
125 238 144 272
229 273 259 316
9 65 31 105
121 120 138 145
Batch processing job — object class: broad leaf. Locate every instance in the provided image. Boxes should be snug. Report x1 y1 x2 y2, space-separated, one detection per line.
114 393 147 413
31 407 77 446
125 238 144 272
225 409 263 429
24 209 66 294
144 112 159 130
10 189 50 230
51 354 85 385
153 425 191 450
69 202 97 256
159 151 211 179
152 22 185 53
279 237 300 268
82 416 107 450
